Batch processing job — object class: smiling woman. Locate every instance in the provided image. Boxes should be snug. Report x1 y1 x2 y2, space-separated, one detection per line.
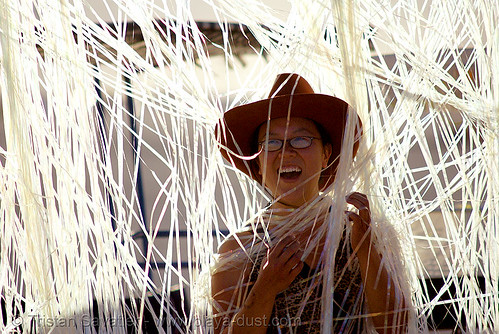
212 73 409 333
255 117 332 208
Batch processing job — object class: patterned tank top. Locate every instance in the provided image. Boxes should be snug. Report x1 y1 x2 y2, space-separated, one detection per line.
249 232 364 333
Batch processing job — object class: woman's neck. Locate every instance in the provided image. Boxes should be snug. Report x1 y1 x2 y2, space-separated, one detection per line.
271 200 298 211
270 190 323 209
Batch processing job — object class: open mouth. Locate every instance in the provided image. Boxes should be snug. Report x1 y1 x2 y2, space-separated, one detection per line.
278 166 302 180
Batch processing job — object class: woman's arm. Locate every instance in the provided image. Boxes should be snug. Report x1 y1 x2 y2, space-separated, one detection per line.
346 192 408 334
211 235 304 334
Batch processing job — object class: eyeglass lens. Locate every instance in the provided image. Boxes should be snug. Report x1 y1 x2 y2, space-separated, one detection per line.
262 136 313 152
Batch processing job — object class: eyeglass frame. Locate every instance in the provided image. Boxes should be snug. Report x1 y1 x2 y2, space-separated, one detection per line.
258 136 322 152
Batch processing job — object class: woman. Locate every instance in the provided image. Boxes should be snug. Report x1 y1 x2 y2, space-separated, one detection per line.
212 73 408 333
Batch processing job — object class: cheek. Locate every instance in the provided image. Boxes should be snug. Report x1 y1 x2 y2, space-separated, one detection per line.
257 154 274 176
308 149 324 163
256 158 262 175
304 151 327 174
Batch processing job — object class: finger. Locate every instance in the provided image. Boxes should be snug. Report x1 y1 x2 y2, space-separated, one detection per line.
346 211 369 225
349 191 368 200
283 252 304 273
263 241 302 275
346 193 371 222
277 240 302 264
347 211 370 232
359 209 370 223
269 238 301 264
271 235 296 256
348 212 371 231
346 211 361 223
288 259 304 275
346 192 369 208
346 191 368 202
355 205 371 223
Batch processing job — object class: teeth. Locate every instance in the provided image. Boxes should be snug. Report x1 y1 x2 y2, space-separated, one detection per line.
279 166 302 173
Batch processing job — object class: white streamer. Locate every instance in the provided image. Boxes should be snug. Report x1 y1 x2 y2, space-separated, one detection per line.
0 0 498 332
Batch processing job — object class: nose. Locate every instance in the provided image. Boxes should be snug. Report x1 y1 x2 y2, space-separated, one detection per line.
278 141 297 157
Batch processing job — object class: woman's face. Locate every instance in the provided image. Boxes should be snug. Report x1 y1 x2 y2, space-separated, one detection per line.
257 117 332 208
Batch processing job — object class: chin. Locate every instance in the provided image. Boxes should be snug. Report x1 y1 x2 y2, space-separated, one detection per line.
275 191 307 205
278 181 318 195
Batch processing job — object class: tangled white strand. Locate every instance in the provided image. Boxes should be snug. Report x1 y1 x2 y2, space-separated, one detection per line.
0 0 498 333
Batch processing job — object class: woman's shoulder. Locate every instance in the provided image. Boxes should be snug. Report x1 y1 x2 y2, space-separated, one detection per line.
217 230 254 255
212 231 258 278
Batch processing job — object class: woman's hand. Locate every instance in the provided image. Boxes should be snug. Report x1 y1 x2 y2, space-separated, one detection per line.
212 234 305 334
346 192 372 251
255 235 304 296
346 192 408 332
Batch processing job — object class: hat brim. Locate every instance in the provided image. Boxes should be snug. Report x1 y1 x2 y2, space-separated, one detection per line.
216 93 361 189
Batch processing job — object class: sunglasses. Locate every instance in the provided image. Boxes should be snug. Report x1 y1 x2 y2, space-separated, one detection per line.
258 136 321 152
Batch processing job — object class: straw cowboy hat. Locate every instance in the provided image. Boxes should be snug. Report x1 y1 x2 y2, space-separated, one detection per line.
216 73 362 188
